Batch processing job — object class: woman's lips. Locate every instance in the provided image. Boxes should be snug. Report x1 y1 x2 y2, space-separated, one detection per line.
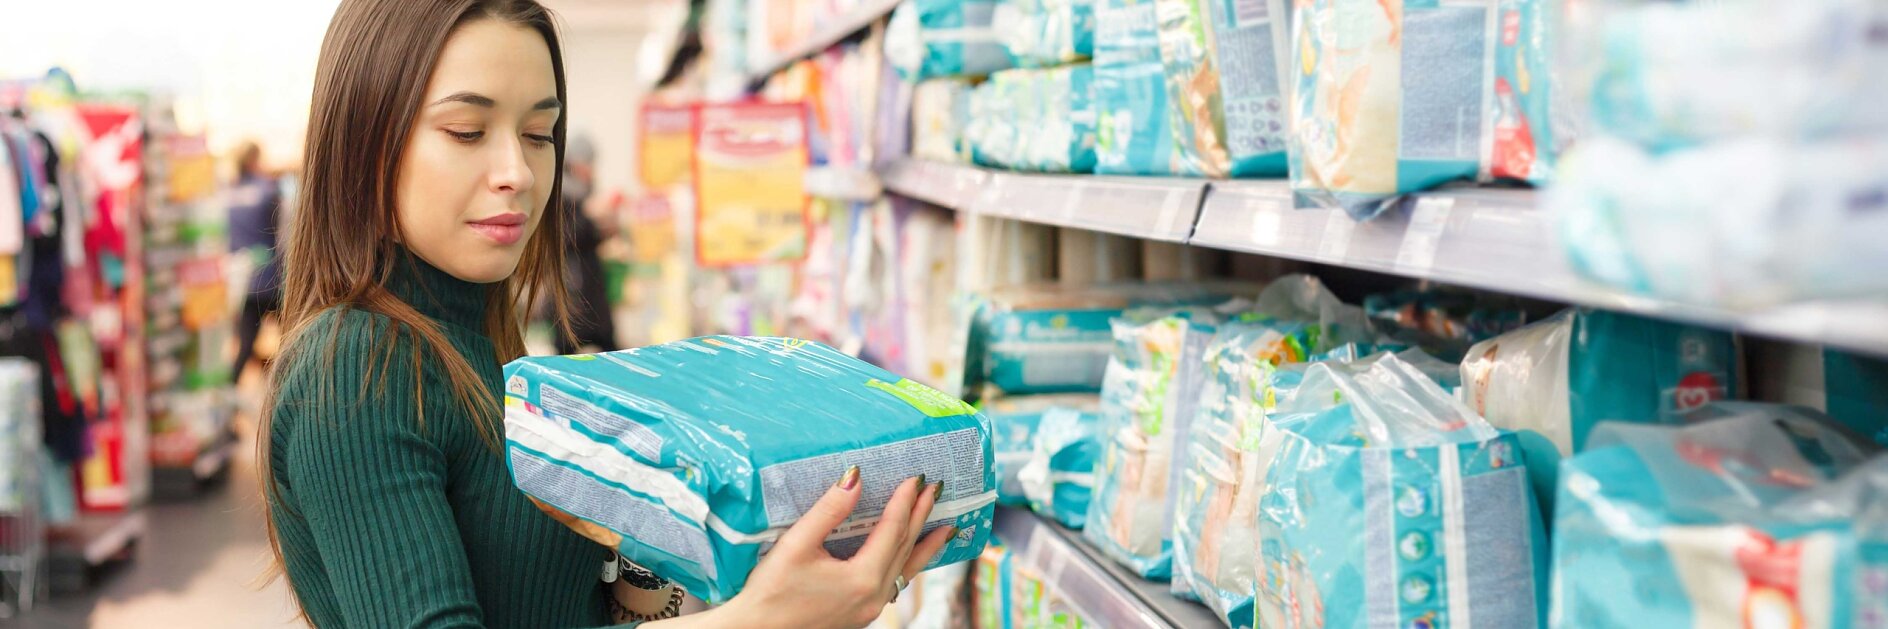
468 213 527 245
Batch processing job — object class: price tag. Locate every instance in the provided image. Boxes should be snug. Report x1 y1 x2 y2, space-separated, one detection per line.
1154 188 1186 238
1317 210 1354 261
1394 196 1454 273
1247 198 1284 248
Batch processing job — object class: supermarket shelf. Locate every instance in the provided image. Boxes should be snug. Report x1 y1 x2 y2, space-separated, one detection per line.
1191 179 1888 357
992 507 1220 629
746 0 901 82
883 160 1888 357
881 159 1207 243
48 510 146 567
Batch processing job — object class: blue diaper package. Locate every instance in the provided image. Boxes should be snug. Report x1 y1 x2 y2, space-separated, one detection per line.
964 65 1099 173
1153 0 1290 178
1017 403 1102 529
1094 0 1183 175
502 337 997 603
887 0 1014 80
1460 308 1740 514
986 393 1101 506
1257 354 1550 629
965 284 1249 397
1552 403 1888 629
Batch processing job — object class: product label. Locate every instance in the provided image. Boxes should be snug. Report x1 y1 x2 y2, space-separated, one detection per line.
510 447 717 579
541 385 665 461
867 378 977 418
759 428 988 529
1399 6 1489 161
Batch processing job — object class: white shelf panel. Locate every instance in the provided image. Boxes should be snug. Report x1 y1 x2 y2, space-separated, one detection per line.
1191 180 1888 356
746 0 902 82
882 160 1207 243
992 507 1222 629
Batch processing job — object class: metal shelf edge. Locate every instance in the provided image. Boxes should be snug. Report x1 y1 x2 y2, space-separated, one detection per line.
992 507 1221 629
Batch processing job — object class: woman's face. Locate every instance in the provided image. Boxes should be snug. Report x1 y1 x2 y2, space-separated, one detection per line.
395 18 561 284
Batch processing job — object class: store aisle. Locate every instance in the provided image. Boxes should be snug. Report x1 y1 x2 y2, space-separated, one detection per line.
15 430 298 629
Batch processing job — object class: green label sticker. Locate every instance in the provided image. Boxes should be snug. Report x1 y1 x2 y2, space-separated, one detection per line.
867 378 977 418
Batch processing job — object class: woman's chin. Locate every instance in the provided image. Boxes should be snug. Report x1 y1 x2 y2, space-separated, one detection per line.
439 254 522 284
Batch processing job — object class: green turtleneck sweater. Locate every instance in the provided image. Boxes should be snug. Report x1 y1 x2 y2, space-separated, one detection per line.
267 255 617 628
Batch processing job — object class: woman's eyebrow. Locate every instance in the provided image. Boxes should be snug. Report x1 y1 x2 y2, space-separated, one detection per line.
428 92 559 111
532 97 561 111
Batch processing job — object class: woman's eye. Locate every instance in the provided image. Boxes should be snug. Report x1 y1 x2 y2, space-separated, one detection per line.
446 129 484 142
524 133 556 148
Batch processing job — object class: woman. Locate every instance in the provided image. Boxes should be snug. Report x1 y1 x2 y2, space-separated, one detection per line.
261 1 952 627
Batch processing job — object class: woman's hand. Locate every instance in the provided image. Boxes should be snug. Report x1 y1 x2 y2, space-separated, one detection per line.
710 468 954 629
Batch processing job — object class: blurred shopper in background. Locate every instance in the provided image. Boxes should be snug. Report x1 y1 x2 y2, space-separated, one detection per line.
227 140 282 380
556 134 618 354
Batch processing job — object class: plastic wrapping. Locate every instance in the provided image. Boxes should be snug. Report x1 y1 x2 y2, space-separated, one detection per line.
1153 0 1290 178
1084 310 1225 579
986 393 1102 507
1460 308 1740 510
1289 0 1567 219
1257 354 1550 629
1017 400 1103 530
887 0 1015 80
1094 0 1184 175
1552 403 1888 629
502 337 996 603
965 65 1100 173
1363 288 1528 361
911 79 974 164
1551 135 1888 309
995 0 1097 67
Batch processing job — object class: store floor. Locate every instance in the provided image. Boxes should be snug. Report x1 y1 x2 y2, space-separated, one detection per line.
13 428 299 629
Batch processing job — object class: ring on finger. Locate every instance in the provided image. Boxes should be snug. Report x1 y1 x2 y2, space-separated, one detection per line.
889 575 909 603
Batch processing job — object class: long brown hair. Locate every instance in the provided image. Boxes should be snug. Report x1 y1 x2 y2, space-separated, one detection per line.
258 0 573 601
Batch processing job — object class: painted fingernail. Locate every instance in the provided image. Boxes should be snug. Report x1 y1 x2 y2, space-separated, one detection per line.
915 474 926 490
931 481 945 499
946 526 959 540
837 466 860 490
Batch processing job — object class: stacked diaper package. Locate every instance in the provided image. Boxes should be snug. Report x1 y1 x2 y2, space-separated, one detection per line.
995 0 1096 67
964 64 1099 172
987 393 1101 509
1153 0 1290 178
1459 308 1741 511
502 337 996 603
912 79 973 163
0 359 38 513
1016 401 1102 530
887 0 1014 81
1093 0 1183 175
1552 403 1888 629
1290 0 1569 219
1257 353 1551 628
1549 1 1888 308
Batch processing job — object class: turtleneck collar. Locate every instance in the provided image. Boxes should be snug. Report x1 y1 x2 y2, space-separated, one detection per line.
386 250 491 333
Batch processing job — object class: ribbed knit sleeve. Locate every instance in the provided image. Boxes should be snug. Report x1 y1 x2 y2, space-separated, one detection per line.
277 311 488 628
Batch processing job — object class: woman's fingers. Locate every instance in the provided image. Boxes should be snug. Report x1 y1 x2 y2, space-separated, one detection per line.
851 475 925 575
774 465 863 558
900 524 958 585
887 482 942 582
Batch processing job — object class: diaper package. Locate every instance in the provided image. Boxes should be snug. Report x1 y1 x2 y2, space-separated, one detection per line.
965 65 1099 173
1460 308 1741 511
1257 354 1551 629
0 359 37 512
995 0 1096 67
1551 136 1888 309
502 337 997 603
1552 403 1888 629
887 0 1014 80
1017 400 1103 530
1153 0 1289 178
1290 0 1565 218
1094 0 1183 175
1085 309 1225 579
986 393 1102 507
912 79 973 164
1824 349 1888 447
975 543 1014 629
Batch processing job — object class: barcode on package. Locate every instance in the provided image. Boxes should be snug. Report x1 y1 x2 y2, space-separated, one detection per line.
510 448 717 579
759 429 986 529
541 385 664 461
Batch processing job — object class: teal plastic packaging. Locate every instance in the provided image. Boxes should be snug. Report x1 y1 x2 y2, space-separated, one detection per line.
996 0 1096 67
1257 354 1550 629
502 337 997 603
985 393 1101 506
887 0 1014 80
1153 0 1290 178
1460 308 1741 514
1094 0 1182 175
965 65 1098 173
1017 404 1102 529
1552 403 1888 629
